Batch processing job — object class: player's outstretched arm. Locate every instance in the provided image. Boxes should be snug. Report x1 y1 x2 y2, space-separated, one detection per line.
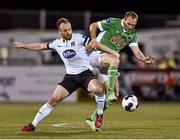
12 42 48 51
130 45 156 64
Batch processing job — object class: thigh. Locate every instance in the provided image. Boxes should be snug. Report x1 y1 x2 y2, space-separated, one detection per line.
52 85 69 101
76 70 96 91
48 85 69 107
87 78 105 93
100 53 114 65
88 51 103 68
100 53 120 67
58 74 79 95
77 70 104 93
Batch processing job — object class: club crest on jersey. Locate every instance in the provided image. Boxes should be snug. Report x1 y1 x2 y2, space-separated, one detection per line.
63 49 76 59
71 41 75 46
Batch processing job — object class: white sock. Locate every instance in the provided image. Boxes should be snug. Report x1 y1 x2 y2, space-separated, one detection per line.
95 94 105 115
32 103 53 127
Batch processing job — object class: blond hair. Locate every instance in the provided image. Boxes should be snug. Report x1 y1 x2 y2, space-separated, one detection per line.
124 11 138 20
56 18 70 29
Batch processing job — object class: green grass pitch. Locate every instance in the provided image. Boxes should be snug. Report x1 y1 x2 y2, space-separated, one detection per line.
0 101 180 139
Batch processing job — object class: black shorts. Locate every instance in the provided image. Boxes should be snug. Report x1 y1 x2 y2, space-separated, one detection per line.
58 69 96 94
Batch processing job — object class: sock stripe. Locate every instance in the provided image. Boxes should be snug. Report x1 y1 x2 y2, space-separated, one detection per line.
98 100 104 102
46 103 53 108
38 111 43 114
108 70 117 72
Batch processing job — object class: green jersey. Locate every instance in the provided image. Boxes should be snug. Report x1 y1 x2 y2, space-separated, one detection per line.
97 18 138 52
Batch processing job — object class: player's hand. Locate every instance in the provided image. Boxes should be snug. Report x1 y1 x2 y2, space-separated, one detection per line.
85 39 97 53
142 56 156 64
12 42 24 48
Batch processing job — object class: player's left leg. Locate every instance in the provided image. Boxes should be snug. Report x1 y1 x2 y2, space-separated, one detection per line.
21 85 69 132
100 53 119 101
106 65 118 100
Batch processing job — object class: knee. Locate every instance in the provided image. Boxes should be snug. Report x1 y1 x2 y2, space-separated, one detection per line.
96 84 105 93
88 79 106 93
111 56 120 66
48 97 60 107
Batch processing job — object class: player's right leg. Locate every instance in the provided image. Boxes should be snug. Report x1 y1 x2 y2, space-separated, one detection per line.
85 72 119 130
86 73 106 131
85 73 112 131
21 85 69 132
87 51 119 130
85 98 113 127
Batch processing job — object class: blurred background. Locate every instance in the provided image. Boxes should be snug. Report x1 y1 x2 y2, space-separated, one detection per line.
0 0 180 103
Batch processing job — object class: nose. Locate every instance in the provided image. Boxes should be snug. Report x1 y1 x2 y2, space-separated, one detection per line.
67 30 72 34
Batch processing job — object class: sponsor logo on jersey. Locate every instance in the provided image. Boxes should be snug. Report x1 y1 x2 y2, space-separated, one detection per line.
111 35 126 48
63 49 76 59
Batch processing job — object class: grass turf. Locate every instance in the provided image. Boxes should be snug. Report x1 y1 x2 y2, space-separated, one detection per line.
0 101 180 139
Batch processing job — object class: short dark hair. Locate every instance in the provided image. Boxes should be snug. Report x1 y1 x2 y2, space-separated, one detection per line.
56 18 70 29
124 11 138 20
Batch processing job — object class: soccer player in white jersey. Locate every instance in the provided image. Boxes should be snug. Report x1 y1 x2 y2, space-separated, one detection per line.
12 18 119 131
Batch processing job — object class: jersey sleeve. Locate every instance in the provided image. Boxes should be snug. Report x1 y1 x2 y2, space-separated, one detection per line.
129 34 138 47
98 17 118 31
47 39 58 50
82 35 90 45
76 34 90 45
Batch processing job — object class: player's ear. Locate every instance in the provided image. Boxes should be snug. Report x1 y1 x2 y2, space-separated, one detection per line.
58 29 62 36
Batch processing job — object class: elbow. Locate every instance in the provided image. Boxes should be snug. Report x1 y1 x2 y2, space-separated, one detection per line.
33 47 41 51
33 47 42 51
89 23 93 32
89 22 97 32
37 44 46 51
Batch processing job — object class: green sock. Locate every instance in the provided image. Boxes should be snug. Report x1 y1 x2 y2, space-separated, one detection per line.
90 99 113 121
107 65 117 94
103 98 113 111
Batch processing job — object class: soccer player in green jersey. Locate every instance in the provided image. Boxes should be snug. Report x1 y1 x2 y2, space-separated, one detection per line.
86 11 155 131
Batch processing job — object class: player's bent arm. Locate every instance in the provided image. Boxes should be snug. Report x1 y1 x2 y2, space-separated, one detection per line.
89 22 99 39
87 22 99 49
12 42 48 51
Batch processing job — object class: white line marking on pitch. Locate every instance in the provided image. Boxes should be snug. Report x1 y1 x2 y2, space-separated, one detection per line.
52 122 85 128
